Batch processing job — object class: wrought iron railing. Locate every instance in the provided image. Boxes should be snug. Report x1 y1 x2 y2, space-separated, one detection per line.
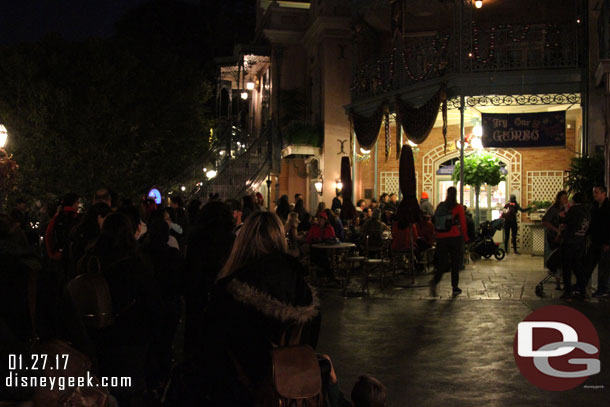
351 22 580 101
466 23 578 72
161 117 264 196
194 124 272 200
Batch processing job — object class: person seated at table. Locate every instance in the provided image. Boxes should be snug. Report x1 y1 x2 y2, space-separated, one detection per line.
391 220 419 252
417 214 436 251
285 212 306 257
306 212 336 244
307 212 336 272
325 209 345 242
361 209 390 239
392 219 424 270
298 212 313 233
360 209 390 254
349 216 362 243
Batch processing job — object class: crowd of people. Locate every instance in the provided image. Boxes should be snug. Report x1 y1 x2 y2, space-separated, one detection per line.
541 185 610 300
2 183 608 406
1 188 388 407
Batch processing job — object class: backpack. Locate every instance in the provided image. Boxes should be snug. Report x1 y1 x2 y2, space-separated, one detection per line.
230 324 323 407
67 256 115 330
51 210 79 258
25 268 111 407
434 202 458 232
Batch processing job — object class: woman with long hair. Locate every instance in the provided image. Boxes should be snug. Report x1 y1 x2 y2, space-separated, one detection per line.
285 212 302 257
275 195 291 223
293 197 307 221
202 211 319 405
430 187 469 296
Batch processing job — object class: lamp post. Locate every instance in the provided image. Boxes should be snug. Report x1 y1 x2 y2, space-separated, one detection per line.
0 124 7 149
0 124 17 211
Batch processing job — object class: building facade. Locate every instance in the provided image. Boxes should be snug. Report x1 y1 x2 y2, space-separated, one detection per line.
214 0 608 251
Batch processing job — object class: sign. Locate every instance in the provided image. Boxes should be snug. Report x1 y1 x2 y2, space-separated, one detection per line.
147 188 162 205
482 112 566 148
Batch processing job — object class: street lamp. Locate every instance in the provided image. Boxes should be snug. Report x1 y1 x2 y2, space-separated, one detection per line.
246 81 255 90
0 125 7 148
206 170 217 179
474 0 483 8
314 179 323 195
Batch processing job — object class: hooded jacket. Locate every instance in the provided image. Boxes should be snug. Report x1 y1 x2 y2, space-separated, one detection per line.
201 252 320 405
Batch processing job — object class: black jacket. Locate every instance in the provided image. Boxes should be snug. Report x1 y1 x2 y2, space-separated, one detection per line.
589 198 610 246
561 203 591 244
201 252 320 405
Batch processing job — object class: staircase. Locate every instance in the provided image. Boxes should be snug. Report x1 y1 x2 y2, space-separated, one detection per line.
197 125 272 200
162 121 276 201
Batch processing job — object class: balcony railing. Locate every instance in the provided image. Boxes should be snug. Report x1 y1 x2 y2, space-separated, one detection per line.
351 22 579 101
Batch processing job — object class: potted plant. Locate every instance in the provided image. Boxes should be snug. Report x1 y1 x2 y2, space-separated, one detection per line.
565 152 604 202
453 151 506 226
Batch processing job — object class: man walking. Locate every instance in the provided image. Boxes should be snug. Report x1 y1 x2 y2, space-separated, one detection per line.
588 186 610 297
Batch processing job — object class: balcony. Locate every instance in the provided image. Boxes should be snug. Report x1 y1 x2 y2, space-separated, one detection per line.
351 22 580 103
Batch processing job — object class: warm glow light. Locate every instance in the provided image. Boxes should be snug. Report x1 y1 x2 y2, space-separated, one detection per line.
336 181 343 191
473 125 483 138
0 125 7 148
471 137 483 150
246 81 255 90
360 147 371 154
314 181 323 194
206 170 217 179
407 140 417 147
475 0 483 8
203 167 207 173
180 186 186 192
241 91 248 100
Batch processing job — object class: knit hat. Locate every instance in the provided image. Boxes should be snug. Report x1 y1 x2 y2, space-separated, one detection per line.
421 191 429 199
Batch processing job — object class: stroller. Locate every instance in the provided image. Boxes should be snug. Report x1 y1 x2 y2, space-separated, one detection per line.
469 218 506 261
535 247 562 297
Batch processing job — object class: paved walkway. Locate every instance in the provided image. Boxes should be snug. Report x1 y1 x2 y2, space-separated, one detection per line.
316 254 610 406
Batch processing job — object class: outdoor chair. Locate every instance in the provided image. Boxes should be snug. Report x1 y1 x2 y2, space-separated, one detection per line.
361 234 392 295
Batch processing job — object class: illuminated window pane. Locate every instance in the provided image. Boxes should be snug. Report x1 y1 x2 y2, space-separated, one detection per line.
479 184 488 208
491 181 506 207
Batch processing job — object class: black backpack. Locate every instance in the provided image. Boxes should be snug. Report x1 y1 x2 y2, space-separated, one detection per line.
52 210 79 258
434 202 458 232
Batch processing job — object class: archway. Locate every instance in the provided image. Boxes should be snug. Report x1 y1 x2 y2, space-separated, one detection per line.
422 144 522 207
422 144 524 249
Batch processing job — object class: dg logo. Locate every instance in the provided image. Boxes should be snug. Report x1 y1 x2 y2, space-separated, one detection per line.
513 305 600 391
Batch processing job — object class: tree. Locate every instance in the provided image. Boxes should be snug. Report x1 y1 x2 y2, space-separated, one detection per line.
0 36 213 200
452 151 506 226
565 153 604 202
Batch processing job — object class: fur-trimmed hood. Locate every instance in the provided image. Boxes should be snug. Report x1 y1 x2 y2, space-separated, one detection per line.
224 252 319 324
227 279 319 324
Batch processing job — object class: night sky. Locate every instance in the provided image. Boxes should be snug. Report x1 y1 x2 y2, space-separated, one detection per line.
0 0 199 44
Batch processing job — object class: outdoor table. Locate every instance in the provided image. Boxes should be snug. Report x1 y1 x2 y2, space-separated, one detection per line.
311 242 356 284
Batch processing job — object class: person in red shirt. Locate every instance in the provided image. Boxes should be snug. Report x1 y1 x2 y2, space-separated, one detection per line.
430 187 469 296
306 212 336 244
391 220 419 251
307 212 336 272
